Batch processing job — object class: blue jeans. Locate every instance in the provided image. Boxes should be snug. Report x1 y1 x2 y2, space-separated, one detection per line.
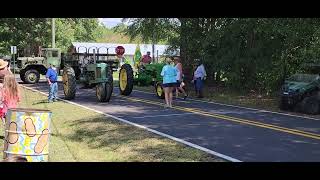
48 82 58 101
195 78 203 92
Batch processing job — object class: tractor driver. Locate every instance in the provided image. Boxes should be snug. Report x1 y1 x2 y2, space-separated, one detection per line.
140 51 152 67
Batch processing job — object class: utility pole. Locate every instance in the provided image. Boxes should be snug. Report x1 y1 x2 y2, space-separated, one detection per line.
152 43 155 63
152 18 155 63
52 18 56 48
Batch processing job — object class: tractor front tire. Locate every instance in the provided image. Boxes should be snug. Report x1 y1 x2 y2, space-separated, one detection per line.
119 64 134 96
155 82 165 99
302 96 319 115
24 69 40 84
96 82 112 102
62 67 77 100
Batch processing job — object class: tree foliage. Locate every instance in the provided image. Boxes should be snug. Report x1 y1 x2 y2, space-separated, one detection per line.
0 18 104 54
122 18 320 93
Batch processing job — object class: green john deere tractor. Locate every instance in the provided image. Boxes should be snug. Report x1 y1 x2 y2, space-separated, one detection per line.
135 62 187 99
135 63 165 99
62 46 133 102
279 63 320 114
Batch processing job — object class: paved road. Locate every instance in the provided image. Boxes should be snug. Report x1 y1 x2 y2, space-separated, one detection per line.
21 80 320 162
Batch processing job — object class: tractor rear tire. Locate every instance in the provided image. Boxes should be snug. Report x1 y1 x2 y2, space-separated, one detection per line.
24 69 40 84
302 96 319 115
96 82 112 102
62 67 77 100
119 64 134 96
155 82 165 99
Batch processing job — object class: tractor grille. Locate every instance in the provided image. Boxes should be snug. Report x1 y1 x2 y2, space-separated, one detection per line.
96 67 101 78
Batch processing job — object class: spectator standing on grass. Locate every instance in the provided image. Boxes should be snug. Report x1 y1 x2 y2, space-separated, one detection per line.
46 64 58 103
0 59 12 125
0 74 20 125
192 59 207 98
173 57 188 100
161 57 177 108
0 59 11 86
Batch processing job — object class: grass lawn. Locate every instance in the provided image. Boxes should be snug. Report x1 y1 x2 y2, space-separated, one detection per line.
0 86 223 162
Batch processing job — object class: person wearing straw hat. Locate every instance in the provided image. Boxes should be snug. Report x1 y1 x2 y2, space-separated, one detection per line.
0 59 12 125
0 59 11 85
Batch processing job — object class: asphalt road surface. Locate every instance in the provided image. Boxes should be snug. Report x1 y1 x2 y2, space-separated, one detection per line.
21 80 320 162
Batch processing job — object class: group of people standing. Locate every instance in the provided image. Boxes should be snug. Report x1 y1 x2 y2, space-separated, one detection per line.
0 58 58 126
160 56 206 108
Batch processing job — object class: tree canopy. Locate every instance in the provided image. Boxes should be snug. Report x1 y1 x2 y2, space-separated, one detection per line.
121 18 320 93
0 18 103 54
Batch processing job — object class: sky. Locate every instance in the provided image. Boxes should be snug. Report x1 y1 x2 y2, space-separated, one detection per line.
98 18 125 28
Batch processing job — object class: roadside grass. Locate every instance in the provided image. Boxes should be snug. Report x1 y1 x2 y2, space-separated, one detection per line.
0 86 224 162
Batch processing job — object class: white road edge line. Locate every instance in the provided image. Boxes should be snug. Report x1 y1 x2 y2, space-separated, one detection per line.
21 85 241 162
131 89 320 121
131 113 195 119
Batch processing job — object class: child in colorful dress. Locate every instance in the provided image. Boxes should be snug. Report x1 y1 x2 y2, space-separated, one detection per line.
0 74 20 125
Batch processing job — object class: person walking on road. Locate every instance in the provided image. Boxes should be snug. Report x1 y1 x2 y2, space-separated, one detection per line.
46 64 58 103
173 57 188 100
192 59 207 98
161 57 177 108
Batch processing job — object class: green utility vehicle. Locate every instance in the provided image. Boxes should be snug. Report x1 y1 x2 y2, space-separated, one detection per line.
280 64 320 114
16 48 61 84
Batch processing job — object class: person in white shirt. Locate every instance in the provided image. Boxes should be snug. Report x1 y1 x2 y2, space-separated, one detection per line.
192 59 207 98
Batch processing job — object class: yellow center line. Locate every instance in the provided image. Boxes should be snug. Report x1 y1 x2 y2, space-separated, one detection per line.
117 95 320 140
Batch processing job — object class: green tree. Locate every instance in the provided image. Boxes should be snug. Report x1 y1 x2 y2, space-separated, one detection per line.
0 18 104 54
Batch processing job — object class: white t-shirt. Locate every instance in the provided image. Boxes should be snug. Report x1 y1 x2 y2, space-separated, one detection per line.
194 64 207 79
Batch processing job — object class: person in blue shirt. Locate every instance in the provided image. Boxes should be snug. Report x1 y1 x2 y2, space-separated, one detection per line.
160 57 177 108
46 64 58 103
